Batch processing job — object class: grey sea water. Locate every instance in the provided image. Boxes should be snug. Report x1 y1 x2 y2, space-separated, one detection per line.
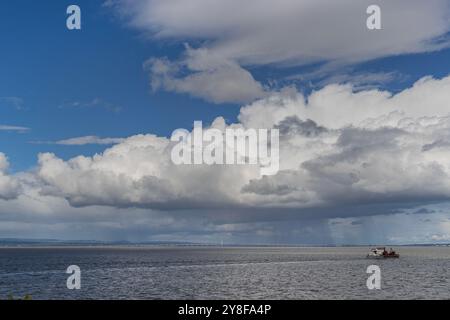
0 246 449 300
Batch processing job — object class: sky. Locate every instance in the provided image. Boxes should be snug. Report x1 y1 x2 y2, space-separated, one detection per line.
1 0 450 245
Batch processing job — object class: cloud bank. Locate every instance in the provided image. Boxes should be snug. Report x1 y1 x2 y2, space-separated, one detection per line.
2 76 450 220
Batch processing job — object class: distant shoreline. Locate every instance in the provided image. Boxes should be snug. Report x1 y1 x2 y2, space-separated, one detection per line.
0 239 449 249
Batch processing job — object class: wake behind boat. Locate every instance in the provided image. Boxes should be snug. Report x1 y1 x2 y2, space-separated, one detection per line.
367 247 400 259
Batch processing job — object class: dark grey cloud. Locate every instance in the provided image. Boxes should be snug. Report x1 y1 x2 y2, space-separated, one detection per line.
275 116 327 137
242 173 298 196
413 208 436 215
422 140 450 152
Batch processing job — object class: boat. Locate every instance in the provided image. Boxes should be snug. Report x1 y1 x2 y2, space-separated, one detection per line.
366 247 399 259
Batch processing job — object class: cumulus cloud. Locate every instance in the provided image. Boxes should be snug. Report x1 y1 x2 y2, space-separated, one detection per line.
15 75 449 218
3 76 450 242
107 0 450 103
239 76 450 129
36 133 250 209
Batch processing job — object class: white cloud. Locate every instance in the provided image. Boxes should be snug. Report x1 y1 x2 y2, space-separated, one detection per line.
0 125 30 132
239 76 450 129
112 0 450 65
430 234 450 241
33 136 126 146
18 75 450 217
3 74 450 241
107 0 450 103
2 75 450 243
145 47 267 104
0 153 21 200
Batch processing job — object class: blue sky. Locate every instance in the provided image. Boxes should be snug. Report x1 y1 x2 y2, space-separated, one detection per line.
0 0 239 171
1 0 450 244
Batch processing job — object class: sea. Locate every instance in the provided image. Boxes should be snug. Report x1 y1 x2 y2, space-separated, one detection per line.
0 246 449 300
